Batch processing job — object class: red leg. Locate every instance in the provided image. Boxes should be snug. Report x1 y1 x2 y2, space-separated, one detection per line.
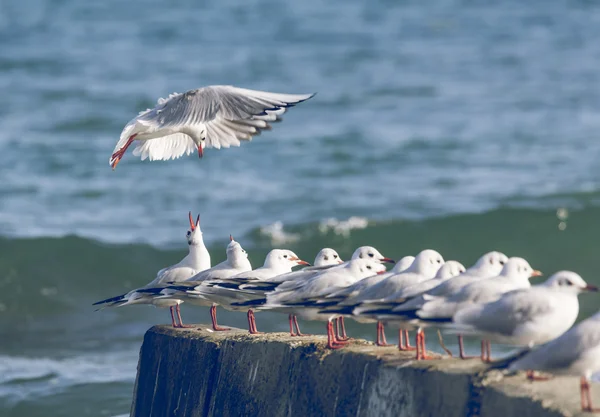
248 310 263 334
210 304 229 331
110 134 137 170
415 328 432 360
326 321 346 349
398 329 417 351
376 321 392 346
169 306 178 328
339 317 349 340
288 314 297 336
247 310 253 333
293 315 310 336
175 304 194 328
580 377 599 412
404 330 416 350
458 335 476 359
198 145 204 158
334 318 341 339
486 340 492 362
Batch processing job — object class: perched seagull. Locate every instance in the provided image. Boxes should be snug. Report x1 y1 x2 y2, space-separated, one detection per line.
390 251 509 358
347 261 466 350
262 259 387 349
450 271 597 347
188 249 309 333
109 85 315 169
349 246 396 264
509 310 600 412
416 257 542 361
233 248 344 336
153 235 252 331
319 249 444 348
93 212 210 327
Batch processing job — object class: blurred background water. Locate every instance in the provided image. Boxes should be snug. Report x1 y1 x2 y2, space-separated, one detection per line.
1 0 600 415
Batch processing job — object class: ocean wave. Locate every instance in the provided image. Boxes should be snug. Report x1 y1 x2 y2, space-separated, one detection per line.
0 350 137 401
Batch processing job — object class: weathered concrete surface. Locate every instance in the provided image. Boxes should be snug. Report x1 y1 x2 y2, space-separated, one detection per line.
130 325 597 417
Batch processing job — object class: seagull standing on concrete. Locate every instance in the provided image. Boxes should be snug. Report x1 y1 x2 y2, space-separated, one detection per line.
188 249 310 334
109 85 315 169
450 271 597 348
262 259 387 349
153 235 252 331
93 212 211 327
389 251 509 358
509 310 600 412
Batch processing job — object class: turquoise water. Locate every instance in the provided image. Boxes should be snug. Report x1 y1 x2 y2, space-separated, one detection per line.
1 0 600 415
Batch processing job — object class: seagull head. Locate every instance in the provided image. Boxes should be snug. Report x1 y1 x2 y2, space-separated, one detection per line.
435 260 466 280
468 251 509 278
543 271 598 294
186 212 203 246
226 235 252 268
406 249 445 278
347 259 387 277
499 257 542 280
391 255 415 273
313 248 343 267
263 249 310 271
351 246 395 264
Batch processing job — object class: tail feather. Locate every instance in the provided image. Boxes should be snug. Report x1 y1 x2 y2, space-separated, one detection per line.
93 293 127 307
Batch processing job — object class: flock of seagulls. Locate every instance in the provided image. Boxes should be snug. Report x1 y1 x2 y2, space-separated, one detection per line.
99 85 600 412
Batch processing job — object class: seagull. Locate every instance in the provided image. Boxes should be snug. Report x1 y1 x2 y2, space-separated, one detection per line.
389 251 509 358
109 85 315 169
233 248 344 336
347 261 466 350
152 235 252 331
449 271 597 351
188 249 309 334
509 310 600 412
92 212 211 327
262 259 387 349
317 249 445 348
417 257 542 361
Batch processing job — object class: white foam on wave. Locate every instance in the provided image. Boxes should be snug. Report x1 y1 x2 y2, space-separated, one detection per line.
0 349 138 401
259 217 370 245
318 216 369 237
259 221 300 245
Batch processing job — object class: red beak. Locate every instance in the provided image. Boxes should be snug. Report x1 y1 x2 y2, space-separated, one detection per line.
380 257 395 264
230 235 234 241
585 284 599 292
188 212 195 231
377 270 386 275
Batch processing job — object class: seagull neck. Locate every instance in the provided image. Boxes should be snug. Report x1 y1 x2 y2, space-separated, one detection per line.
187 240 211 270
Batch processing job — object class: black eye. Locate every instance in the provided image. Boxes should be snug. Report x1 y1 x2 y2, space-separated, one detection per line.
284 255 288 258
333 254 338 259
367 265 372 270
499 260 505 265
368 253 374 258
324 256 329 261
437 259 441 263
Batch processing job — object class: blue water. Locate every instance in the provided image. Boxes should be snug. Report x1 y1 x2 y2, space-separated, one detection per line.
2 0 600 415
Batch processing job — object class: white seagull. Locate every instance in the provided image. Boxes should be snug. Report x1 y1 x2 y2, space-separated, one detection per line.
417 257 542 361
389 250 509 358
509 310 600 412
93 212 211 327
190 249 310 333
262 259 387 349
109 85 315 169
450 271 597 348
154 235 252 331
